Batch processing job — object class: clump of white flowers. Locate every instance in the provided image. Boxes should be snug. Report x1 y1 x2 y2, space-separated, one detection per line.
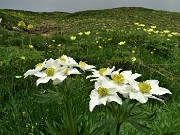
87 67 171 111
24 55 171 112
24 55 95 86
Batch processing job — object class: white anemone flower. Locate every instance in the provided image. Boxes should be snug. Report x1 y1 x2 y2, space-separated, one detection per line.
78 61 96 71
89 77 122 112
35 58 81 86
58 55 78 67
111 70 141 84
52 66 81 85
24 59 47 78
128 80 172 103
86 66 115 81
34 58 66 86
111 70 141 96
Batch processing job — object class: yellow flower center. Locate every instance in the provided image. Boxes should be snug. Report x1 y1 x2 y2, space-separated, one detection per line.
59 58 66 62
35 63 42 68
99 68 107 76
79 61 87 66
97 87 108 97
45 68 55 76
138 82 152 93
112 74 124 84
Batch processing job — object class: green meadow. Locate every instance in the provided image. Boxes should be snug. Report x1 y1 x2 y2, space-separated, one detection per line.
0 7 180 135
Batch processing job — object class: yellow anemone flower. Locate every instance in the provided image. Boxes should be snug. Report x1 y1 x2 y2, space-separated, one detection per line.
171 32 178 35
15 76 23 79
118 41 126 45
154 30 159 34
131 57 136 62
147 29 154 32
168 34 172 37
98 46 102 49
134 22 139 25
27 24 33 29
163 30 170 33
18 21 26 27
29 45 34 49
151 26 156 29
70 36 76 40
132 50 136 54
138 24 145 27
78 32 83 35
85 31 91 35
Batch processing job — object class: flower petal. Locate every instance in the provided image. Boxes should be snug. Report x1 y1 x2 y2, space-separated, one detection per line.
99 96 108 105
146 80 159 87
45 58 55 68
131 73 141 80
89 99 101 112
118 84 131 94
121 71 132 78
67 68 81 75
53 74 67 81
150 87 172 95
107 94 122 105
80 65 96 71
34 72 47 78
36 77 51 86
104 66 115 75
129 92 148 103
24 69 36 78
149 95 165 103
52 77 66 85
89 90 101 112
111 69 121 75
101 78 116 89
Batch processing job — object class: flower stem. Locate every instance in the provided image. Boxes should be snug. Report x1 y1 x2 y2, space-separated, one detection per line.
29 30 32 45
64 80 75 135
64 100 75 135
21 36 24 49
116 122 122 135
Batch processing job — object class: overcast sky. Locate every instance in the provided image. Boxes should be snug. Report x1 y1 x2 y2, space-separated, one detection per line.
0 0 180 13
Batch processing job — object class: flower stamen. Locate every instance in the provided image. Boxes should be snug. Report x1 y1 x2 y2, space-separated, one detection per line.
138 82 152 93
45 68 55 76
97 87 108 97
79 61 87 66
59 58 66 62
99 68 107 76
112 74 124 84
35 63 42 68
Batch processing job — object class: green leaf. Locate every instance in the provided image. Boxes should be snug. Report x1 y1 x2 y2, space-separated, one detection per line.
77 123 91 135
91 118 116 135
39 131 45 135
35 89 63 105
128 112 145 119
128 111 156 122
45 121 57 135
127 119 151 133
135 111 156 121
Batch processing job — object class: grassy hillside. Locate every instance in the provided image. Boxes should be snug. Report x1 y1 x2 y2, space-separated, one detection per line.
0 7 180 135
1 7 180 35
